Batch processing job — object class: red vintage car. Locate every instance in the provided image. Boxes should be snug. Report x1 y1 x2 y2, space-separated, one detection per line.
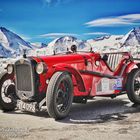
0 45 140 120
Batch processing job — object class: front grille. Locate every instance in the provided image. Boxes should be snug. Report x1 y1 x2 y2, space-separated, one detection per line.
16 64 32 91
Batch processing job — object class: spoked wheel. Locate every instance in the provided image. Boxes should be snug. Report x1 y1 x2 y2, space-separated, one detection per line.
0 73 17 111
56 81 71 113
46 72 73 120
126 68 140 104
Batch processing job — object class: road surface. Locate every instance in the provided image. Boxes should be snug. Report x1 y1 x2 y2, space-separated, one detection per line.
0 95 140 140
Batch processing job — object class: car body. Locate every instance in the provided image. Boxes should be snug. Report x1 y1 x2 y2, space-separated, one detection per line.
1 46 140 119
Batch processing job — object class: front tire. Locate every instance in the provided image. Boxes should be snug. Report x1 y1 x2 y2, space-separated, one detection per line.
0 73 16 111
126 68 140 104
46 72 73 120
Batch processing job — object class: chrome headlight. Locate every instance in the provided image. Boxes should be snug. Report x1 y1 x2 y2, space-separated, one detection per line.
7 64 14 74
36 62 48 74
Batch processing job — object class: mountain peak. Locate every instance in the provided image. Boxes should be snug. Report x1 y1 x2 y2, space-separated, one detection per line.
0 27 33 57
0 27 9 32
122 26 140 47
133 27 140 31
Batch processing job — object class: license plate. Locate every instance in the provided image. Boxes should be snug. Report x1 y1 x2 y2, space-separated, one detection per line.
17 100 38 112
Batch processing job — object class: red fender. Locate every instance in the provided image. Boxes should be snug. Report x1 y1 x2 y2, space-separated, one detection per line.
125 62 138 74
53 63 86 92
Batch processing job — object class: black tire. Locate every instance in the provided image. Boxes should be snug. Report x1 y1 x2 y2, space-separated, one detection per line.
0 73 16 111
46 72 73 120
126 68 140 104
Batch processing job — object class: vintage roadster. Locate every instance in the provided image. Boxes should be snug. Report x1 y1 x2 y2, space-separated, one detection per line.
0 44 140 120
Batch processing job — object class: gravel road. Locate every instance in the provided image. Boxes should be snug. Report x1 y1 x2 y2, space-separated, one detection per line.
0 95 140 140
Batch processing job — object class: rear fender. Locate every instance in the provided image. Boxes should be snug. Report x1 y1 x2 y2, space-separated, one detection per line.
122 62 139 90
53 64 86 92
125 62 138 74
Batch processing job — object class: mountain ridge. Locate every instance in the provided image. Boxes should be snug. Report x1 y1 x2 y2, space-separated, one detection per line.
0 27 140 57
0 27 33 57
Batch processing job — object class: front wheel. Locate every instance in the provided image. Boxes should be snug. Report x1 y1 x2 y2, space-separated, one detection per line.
0 73 17 111
126 68 140 104
46 72 73 120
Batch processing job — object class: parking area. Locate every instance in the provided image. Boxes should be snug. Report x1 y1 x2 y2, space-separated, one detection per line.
0 95 140 140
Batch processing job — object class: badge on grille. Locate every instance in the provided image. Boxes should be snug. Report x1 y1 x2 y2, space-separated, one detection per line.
20 59 24 64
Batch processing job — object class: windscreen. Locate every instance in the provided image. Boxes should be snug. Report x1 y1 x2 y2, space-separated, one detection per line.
53 36 91 54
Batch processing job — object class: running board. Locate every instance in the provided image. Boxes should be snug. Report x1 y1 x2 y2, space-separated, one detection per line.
79 70 118 79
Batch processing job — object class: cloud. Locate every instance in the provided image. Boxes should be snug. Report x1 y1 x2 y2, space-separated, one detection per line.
42 0 55 7
39 33 79 39
84 32 110 36
44 0 52 4
42 0 70 7
85 14 140 27
20 35 32 41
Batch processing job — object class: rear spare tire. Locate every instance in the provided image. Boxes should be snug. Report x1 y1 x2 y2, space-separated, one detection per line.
0 73 16 111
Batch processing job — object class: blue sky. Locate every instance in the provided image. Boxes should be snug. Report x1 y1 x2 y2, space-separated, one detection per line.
0 0 140 43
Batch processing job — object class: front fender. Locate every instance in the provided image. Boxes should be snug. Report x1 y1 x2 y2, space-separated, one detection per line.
53 64 86 92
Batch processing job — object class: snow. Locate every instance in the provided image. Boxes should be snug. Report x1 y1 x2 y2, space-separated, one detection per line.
0 30 12 51
87 35 124 52
1 26 140 58
120 30 132 45
1 27 140 75
0 27 33 57
122 27 140 47
32 28 140 56
32 36 87 56
87 27 140 53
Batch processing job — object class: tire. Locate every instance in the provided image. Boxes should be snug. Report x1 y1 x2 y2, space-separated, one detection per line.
46 71 73 120
0 73 16 111
126 68 140 104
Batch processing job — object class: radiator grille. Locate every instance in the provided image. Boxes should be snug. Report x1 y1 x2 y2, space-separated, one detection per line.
16 64 32 91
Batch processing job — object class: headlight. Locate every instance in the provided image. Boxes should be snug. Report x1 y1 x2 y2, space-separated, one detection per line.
7 64 14 74
36 62 48 74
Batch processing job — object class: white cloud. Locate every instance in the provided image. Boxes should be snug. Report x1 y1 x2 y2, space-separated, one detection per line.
44 0 52 4
42 0 71 7
39 33 79 39
84 32 110 36
20 35 32 41
85 14 140 27
42 0 54 7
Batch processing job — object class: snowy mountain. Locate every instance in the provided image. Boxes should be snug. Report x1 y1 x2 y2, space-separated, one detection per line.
27 27 140 56
34 36 79 56
33 36 92 56
87 27 140 53
31 42 47 48
87 35 123 52
1 26 140 57
121 27 140 47
0 27 33 57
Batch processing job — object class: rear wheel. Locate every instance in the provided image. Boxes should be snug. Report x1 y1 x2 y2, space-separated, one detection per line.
0 73 17 111
46 72 73 120
126 68 140 104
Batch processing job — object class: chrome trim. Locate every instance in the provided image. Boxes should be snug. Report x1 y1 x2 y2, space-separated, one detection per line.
15 59 35 101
